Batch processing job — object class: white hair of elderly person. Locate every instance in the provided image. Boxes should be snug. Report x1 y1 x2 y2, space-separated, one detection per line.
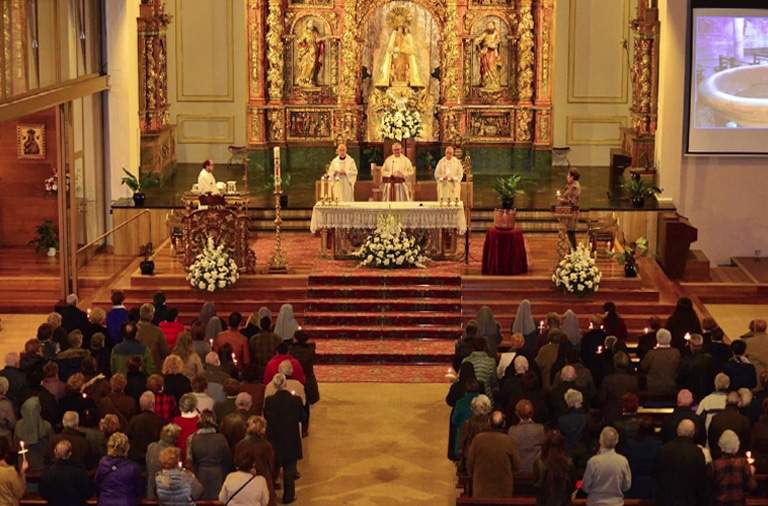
580 426 632 502
66 293 79 306
697 372 731 431
234 392 253 412
564 388 583 410
62 410 80 429
718 429 741 456
471 394 493 416
265 370 306 406
656 328 672 347
139 391 156 412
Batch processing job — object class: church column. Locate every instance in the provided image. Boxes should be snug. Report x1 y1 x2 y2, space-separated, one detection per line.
533 0 554 148
336 0 359 143
515 0 535 144
440 0 463 145
105 0 141 202
247 0 267 145
265 0 286 144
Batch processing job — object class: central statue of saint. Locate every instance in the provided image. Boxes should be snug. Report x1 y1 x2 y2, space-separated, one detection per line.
374 8 424 88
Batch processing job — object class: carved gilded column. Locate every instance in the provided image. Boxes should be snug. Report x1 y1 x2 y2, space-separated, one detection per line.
443 0 460 105
624 0 659 168
335 0 359 142
265 0 285 142
515 0 535 143
1 0 29 99
138 0 175 175
247 0 267 144
533 0 554 148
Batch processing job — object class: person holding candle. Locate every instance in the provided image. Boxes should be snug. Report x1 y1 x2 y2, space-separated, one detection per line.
197 159 218 194
326 143 358 202
155 446 203 505
712 429 756 505
380 142 415 201
434 146 464 202
555 168 581 250
0 436 26 506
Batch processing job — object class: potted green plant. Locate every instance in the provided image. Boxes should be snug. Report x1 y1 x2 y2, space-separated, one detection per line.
139 242 155 275
121 168 160 207
623 173 662 208
264 173 292 207
29 219 58 257
611 237 648 278
492 174 523 228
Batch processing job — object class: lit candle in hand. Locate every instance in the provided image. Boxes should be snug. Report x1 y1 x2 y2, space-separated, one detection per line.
231 352 238 367
684 332 691 341
539 320 545 332
644 327 650 334
597 345 604 354
747 451 755 465
209 338 214 349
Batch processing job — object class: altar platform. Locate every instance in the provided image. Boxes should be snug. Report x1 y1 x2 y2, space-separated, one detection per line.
84 231 688 382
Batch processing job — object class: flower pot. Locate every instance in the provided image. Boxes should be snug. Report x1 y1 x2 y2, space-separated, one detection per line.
631 196 645 208
46 247 56 257
493 208 517 229
624 262 638 278
140 259 155 276
132 192 146 207
279 195 288 208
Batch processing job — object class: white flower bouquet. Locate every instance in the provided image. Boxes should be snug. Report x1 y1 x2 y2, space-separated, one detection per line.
353 214 428 269
187 237 240 292
552 243 602 295
380 106 423 141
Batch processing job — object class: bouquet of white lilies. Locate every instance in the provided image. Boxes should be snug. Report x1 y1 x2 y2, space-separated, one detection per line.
380 106 423 141
552 243 602 295
187 237 240 292
354 214 427 269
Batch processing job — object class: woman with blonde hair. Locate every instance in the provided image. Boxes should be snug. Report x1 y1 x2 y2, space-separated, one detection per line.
162 354 192 402
173 332 204 380
146 423 182 499
155 446 203 505
94 432 143 506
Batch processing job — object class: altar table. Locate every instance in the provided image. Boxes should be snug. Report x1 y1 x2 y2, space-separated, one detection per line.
481 227 528 275
310 201 467 259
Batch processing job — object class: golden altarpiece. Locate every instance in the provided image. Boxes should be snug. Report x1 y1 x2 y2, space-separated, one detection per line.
243 0 556 148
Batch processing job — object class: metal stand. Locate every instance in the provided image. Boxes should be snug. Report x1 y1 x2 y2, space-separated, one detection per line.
268 190 288 273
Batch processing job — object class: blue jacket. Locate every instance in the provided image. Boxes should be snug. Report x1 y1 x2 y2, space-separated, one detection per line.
106 308 129 346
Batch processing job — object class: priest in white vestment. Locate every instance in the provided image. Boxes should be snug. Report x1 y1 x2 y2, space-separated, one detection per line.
326 143 358 202
434 146 463 201
381 142 415 202
197 160 219 194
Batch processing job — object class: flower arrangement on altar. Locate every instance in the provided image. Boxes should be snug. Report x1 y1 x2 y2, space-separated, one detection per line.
187 237 239 292
354 214 428 269
552 243 602 295
380 106 423 142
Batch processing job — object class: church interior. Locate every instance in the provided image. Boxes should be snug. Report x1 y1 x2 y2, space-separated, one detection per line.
2 0 768 504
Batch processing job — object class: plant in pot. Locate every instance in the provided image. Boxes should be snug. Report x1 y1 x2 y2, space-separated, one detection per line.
622 173 662 208
492 174 523 229
29 220 58 257
264 173 292 208
611 237 648 278
121 168 160 207
139 242 155 275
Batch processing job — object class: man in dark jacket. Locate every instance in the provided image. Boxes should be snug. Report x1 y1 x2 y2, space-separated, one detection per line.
125 391 164 463
220 392 252 448
655 419 709 506
708 391 752 459
0 352 28 410
677 333 715 402
662 389 706 445
264 373 306 504
722 339 757 390
636 316 662 360
58 294 89 333
48 411 94 470
39 439 93 506
151 292 172 325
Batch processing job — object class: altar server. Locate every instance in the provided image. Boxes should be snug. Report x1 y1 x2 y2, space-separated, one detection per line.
197 160 218 194
326 143 358 202
434 146 464 201
381 142 415 202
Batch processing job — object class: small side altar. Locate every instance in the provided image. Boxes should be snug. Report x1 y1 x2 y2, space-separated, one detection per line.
310 201 466 260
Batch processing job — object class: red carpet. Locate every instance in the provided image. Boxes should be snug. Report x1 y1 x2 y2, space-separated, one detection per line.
314 364 454 383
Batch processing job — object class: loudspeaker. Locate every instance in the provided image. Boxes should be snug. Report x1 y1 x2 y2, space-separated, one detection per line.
609 150 632 193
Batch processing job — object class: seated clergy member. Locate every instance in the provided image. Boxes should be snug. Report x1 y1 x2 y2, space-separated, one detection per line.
197 159 218 194
434 146 463 201
326 143 357 202
381 142 414 201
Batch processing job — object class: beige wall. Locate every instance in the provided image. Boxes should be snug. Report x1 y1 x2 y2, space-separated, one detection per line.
656 0 768 266
166 0 248 165
553 0 635 167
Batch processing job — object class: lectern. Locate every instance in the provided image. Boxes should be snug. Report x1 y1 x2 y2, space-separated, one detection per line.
657 212 698 279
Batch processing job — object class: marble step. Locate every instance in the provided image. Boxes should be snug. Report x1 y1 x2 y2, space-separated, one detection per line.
302 325 462 340
304 311 462 326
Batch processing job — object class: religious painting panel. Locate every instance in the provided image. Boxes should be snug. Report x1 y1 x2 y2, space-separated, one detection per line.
290 0 332 5
286 109 334 141
466 16 514 103
468 109 513 141
360 2 442 141
470 0 514 6
287 15 338 102
16 124 46 160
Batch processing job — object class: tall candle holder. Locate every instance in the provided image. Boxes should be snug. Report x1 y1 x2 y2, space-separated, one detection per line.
268 189 288 273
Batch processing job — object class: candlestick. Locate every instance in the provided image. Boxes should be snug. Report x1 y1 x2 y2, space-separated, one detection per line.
268 183 289 273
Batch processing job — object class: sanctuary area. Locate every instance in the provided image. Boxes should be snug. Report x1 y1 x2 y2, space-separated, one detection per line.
1 0 768 505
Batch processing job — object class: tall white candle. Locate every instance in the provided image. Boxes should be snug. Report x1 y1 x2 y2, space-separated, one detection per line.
273 146 281 193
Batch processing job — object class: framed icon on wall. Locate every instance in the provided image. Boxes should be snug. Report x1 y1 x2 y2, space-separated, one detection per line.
17 124 46 160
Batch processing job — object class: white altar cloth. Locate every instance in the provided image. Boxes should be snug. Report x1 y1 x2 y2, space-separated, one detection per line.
310 201 467 234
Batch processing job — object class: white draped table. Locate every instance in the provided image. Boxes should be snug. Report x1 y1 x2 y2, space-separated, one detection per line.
310 201 467 259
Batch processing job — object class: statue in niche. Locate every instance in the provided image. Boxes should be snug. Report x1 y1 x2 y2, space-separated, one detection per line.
295 19 325 88
374 7 424 88
475 21 502 91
